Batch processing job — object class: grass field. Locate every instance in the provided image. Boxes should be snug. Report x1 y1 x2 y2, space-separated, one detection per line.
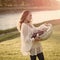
0 25 60 60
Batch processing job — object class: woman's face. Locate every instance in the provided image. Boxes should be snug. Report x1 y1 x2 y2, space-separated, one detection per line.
26 12 32 22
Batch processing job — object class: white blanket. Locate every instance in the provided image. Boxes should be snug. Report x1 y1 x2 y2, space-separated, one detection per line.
33 23 53 41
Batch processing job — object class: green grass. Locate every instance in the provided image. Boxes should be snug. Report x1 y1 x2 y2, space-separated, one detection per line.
0 31 20 42
0 25 60 60
0 27 17 34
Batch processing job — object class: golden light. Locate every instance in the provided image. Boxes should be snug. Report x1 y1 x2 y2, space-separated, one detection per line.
56 0 60 1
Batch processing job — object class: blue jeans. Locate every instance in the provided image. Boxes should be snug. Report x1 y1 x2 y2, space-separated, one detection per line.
30 52 44 60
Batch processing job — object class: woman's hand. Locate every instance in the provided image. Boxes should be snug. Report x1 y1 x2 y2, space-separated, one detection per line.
34 36 40 41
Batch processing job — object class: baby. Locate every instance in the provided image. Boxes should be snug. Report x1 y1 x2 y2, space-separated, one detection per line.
31 30 44 38
31 24 48 38
31 23 52 40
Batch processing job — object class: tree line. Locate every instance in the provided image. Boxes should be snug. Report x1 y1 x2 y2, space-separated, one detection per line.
0 0 32 7
0 0 58 7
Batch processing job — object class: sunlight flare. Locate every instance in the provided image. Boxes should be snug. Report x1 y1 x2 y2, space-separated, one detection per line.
56 0 60 1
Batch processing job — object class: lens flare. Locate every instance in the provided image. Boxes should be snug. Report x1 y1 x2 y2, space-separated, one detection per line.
56 0 60 1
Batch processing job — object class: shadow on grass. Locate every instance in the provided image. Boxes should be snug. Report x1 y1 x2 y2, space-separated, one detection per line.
0 31 20 42
0 27 17 34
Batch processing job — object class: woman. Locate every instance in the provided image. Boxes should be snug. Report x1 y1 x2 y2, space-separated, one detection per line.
17 10 44 60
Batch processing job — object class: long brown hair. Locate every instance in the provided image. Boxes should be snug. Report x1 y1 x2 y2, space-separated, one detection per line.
19 10 30 29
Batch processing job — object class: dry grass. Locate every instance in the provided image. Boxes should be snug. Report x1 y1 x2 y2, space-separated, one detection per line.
0 25 60 60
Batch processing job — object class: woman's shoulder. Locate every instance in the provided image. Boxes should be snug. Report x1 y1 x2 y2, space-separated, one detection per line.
21 23 28 29
22 23 27 26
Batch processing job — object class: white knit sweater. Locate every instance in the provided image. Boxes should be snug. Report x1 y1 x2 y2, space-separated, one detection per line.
18 23 42 56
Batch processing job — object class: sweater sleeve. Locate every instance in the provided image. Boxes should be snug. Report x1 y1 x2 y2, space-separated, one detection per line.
21 23 35 42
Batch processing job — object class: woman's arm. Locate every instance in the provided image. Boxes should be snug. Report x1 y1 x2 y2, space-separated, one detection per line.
21 23 35 42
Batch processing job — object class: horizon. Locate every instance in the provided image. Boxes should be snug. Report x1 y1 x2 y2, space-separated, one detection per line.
0 10 60 30
32 10 60 24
